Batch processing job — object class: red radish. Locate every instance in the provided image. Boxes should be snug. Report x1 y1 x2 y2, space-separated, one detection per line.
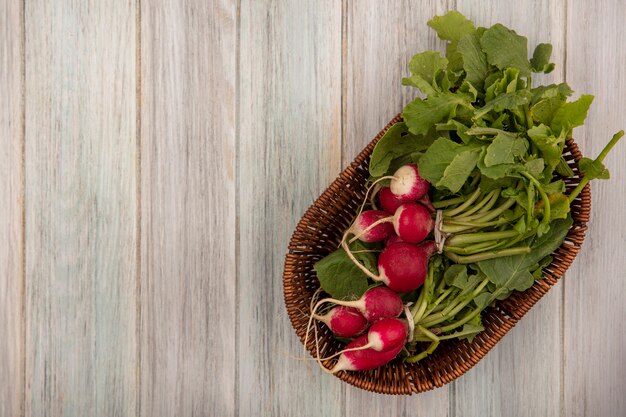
389 164 429 201
378 241 436 293
379 186 405 214
311 287 403 323
314 306 368 338
360 318 407 351
343 238 435 293
393 203 434 243
314 317 408 362
352 287 404 321
384 233 404 246
305 287 404 356
329 333 404 373
349 203 433 244
349 210 394 243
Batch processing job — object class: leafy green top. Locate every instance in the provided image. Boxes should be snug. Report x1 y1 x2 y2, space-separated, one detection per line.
312 11 622 362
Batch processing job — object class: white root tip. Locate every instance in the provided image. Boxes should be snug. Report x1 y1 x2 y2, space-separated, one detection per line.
390 165 416 196
329 355 354 374
303 290 331 363
316 343 373 362
404 304 415 343
312 313 330 326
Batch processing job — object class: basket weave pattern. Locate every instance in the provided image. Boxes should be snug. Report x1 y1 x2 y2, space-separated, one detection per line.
283 114 590 394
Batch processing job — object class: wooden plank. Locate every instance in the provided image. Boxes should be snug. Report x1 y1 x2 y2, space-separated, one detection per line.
0 0 23 416
343 1 451 414
238 1 344 416
451 2 566 416
563 1 626 416
24 1 137 416
139 1 237 416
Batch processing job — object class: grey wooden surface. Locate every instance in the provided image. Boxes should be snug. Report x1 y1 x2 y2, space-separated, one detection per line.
1 1 625 416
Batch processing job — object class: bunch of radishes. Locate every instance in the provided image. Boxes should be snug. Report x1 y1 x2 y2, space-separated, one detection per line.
308 164 437 372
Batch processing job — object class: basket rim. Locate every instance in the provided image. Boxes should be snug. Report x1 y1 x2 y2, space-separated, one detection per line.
283 113 591 395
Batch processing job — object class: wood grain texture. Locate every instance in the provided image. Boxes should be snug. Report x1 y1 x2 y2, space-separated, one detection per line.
0 1 23 416
5 1 626 416
139 1 237 416
452 2 566 416
343 1 451 415
563 1 626 416
24 1 137 416
238 1 344 416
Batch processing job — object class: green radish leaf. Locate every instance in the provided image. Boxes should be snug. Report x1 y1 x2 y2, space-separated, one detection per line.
369 122 435 177
524 158 545 178
479 175 516 192
479 259 534 292
466 126 516 138
473 292 493 309
476 91 531 120
480 24 531 75
457 32 489 90
531 97 566 125
403 92 473 136
468 313 483 327
484 68 524 101
445 42 465 72
528 216 573 260
579 157 610 180
527 124 563 170
477 216 573 292
484 133 528 166
549 192 571 219
556 157 576 177
427 11 476 42
551 94 594 136
544 180 566 194
402 51 449 96
437 148 482 193
418 137 464 184
450 323 485 343
477 147 516 179
531 255 554 279
531 83 573 104
459 80 479 101
313 241 375 300
535 192 571 220
514 216 527 234
497 71 528 104
436 120 473 143
530 43 555 73
444 264 469 288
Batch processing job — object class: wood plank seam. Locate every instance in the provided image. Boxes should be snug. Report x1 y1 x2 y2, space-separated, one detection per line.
21 0 27 416
235 0 241 416
135 0 142 416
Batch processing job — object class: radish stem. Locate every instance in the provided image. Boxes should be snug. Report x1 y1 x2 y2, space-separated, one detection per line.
453 189 498 218
410 263 433 322
432 194 471 209
443 240 505 255
522 172 550 231
568 130 624 203
348 217 394 243
446 229 520 246
444 246 530 264
341 238 379 280
453 197 515 223
444 189 481 217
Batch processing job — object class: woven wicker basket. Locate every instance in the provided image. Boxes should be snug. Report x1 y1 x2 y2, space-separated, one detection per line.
283 113 590 395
